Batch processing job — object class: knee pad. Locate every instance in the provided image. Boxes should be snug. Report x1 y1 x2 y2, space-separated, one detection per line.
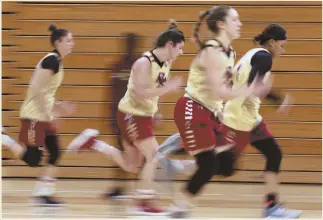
253 138 282 173
187 151 218 195
216 148 237 177
48 147 60 165
45 135 61 165
196 150 218 175
22 145 43 167
266 142 282 173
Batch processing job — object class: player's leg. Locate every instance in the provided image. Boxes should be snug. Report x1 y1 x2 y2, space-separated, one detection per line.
130 115 167 215
213 123 250 177
104 138 144 199
169 97 219 217
67 129 139 173
2 122 44 167
32 130 63 206
156 133 197 176
250 120 302 218
2 127 26 159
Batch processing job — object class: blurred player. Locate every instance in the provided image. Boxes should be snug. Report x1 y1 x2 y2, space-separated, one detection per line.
2 25 75 206
162 24 301 219
169 6 269 217
67 20 185 215
220 24 301 218
104 33 140 199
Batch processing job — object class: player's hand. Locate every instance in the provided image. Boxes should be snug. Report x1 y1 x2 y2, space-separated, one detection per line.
277 94 294 114
251 75 273 98
48 119 61 133
56 101 76 117
214 110 224 122
153 112 163 127
153 112 163 121
165 76 183 91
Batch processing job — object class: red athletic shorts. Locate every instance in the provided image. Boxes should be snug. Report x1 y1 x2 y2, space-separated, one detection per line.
19 119 52 146
116 110 154 145
218 120 273 155
174 97 221 155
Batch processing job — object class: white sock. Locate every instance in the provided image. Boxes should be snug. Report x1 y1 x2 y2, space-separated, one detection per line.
32 177 56 197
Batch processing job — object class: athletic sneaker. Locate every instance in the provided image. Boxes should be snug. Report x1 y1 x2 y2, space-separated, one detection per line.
264 203 302 218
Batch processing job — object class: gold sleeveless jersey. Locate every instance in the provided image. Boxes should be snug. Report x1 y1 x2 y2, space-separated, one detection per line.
118 51 171 117
223 48 270 131
20 52 64 121
185 39 235 112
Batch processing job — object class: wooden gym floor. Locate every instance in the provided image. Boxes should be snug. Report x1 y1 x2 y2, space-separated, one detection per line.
2 179 322 219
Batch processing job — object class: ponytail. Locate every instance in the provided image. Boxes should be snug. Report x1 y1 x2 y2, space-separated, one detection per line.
193 10 210 49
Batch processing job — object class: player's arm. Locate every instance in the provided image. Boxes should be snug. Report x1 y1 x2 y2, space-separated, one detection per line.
247 51 284 105
202 47 253 100
29 55 59 121
132 57 181 99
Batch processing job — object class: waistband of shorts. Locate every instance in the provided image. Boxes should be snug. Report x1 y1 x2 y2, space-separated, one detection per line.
183 93 222 117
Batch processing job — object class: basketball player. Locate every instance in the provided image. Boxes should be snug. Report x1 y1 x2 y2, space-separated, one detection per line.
162 24 301 218
219 24 302 218
2 25 75 206
169 6 269 217
67 20 185 215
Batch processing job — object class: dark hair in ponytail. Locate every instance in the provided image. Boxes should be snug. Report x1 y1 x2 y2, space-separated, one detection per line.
48 24 69 47
193 5 232 49
254 24 287 46
155 19 185 47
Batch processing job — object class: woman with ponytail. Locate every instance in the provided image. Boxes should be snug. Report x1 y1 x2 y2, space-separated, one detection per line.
67 20 185 215
220 23 301 218
168 5 271 217
2 24 75 206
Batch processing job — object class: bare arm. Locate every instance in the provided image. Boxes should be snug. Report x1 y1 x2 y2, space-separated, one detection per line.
132 57 181 99
29 69 52 121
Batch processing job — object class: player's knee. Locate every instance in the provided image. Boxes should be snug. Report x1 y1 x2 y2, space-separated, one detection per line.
266 147 282 173
263 139 282 173
22 146 43 167
45 135 61 166
187 151 217 195
197 150 218 175
48 147 60 165
216 149 237 177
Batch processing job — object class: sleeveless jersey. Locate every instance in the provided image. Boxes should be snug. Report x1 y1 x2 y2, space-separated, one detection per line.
223 48 270 131
20 52 64 121
118 51 171 117
185 39 236 112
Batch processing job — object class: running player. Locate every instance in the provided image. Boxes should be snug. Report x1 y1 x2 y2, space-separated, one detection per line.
162 24 302 219
169 6 268 217
2 24 75 206
220 23 302 218
67 20 185 215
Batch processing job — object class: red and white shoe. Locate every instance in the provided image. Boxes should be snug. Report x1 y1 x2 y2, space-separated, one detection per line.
67 129 99 152
130 199 168 216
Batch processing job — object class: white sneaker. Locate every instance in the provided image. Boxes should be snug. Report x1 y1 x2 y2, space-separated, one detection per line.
168 203 191 218
264 203 302 218
67 129 100 152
